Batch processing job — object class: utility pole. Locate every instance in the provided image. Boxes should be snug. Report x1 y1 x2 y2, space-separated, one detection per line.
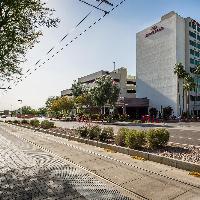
18 100 23 116
113 61 116 71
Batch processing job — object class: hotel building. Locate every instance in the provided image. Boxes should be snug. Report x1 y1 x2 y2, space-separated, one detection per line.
136 11 200 116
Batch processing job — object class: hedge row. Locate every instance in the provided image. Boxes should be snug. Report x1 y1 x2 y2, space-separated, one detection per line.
115 128 169 149
76 125 114 142
6 119 55 129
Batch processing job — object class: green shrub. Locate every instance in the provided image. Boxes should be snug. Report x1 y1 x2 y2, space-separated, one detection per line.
40 120 55 129
88 125 101 140
99 127 114 142
146 128 169 149
115 128 129 147
13 120 20 124
30 119 40 127
77 126 88 138
125 129 146 149
133 120 142 123
21 119 29 124
91 114 100 121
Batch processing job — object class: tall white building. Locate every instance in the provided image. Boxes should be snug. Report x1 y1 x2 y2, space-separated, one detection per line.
136 11 200 116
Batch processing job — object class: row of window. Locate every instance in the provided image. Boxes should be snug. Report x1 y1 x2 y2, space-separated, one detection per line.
190 95 200 101
189 22 200 32
190 58 200 65
189 31 200 41
113 79 136 85
127 90 136 94
190 40 200 49
190 49 200 57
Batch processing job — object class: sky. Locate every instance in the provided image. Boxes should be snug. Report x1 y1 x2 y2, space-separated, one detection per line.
1 0 200 111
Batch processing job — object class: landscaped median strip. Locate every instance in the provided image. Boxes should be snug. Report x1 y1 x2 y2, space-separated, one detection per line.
5 122 200 173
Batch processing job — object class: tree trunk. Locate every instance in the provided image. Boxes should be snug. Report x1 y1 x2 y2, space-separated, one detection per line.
186 91 189 118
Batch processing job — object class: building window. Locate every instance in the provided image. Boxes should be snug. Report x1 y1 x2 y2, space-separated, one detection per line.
190 49 194 55
189 31 196 39
190 40 196 47
190 95 195 101
113 79 120 82
127 80 136 85
195 51 200 57
195 60 200 65
127 90 136 94
190 67 196 73
190 58 194 64
192 23 196 30
190 95 200 101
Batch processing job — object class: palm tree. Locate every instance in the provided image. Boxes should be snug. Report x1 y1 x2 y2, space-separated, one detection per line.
174 63 188 79
194 65 200 113
183 74 196 117
174 63 188 115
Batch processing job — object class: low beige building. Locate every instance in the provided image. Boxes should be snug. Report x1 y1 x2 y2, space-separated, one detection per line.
61 67 149 118
61 67 136 98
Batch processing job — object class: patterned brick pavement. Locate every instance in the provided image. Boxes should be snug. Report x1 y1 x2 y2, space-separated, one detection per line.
0 131 130 200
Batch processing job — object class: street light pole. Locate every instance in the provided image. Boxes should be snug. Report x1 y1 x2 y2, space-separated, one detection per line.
18 100 22 116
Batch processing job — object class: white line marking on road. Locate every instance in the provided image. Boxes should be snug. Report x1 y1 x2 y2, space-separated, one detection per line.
188 138 192 140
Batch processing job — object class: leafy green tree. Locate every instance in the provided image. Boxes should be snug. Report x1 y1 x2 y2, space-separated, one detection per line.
71 80 86 97
45 96 59 117
0 0 60 79
149 107 158 118
174 63 188 79
37 107 47 116
17 106 36 115
162 106 173 121
59 96 74 116
45 96 59 109
91 75 120 114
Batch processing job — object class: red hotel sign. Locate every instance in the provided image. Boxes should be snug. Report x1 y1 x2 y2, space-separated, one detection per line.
145 25 164 38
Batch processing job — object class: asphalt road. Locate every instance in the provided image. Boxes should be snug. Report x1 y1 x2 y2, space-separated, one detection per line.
52 120 200 148
3 117 200 147
1 122 200 200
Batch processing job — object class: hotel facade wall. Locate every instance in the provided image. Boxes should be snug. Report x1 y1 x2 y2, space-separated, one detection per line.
136 13 186 116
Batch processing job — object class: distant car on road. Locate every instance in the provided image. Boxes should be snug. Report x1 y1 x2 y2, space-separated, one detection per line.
1 115 7 118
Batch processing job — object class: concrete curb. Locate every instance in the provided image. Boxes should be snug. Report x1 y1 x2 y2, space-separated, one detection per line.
9 123 200 172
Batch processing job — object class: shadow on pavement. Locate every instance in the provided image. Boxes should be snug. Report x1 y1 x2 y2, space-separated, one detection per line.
0 168 86 200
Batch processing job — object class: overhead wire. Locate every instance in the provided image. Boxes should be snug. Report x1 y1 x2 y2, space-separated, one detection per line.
2 0 126 95
1 0 104 92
